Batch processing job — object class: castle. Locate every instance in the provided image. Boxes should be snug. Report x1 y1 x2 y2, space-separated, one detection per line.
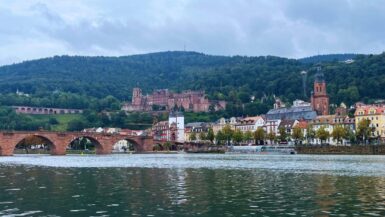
122 88 226 113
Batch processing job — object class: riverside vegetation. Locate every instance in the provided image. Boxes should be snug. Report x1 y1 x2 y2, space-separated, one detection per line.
0 51 384 131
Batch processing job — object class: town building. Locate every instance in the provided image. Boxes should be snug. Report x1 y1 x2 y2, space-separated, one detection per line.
168 111 185 143
311 67 330 115
122 87 226 113
152 112 185 142
152 121 170 141
212 117 239 135
309 114 354 145
354 104 385 140
278 119 299 136
235 116 265 133
266 100 317 121
185 122 211 142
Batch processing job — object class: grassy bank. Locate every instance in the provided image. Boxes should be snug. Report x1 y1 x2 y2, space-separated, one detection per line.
26 114 83 131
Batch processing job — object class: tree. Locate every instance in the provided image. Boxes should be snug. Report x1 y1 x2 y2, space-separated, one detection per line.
292 126 304 145
222 124 234 145
278 127 288 142
48 117 59 125
243 131 253 144
207 128 215 144
316 126 330 144
199 132 207 141
306 124 316 145
253 127 265 145
215 130 226 146
163 142 172 151
356 119 371 144
67 119 87 131
344 127 356 145
267 132 276 145
331 125 346 145
189 132 197 142
232 129 244 145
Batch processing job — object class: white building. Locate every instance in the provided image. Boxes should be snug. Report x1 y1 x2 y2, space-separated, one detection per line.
235 116 265 133
168 111 185 143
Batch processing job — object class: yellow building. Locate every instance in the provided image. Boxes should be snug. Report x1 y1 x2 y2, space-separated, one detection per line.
354 104 385 139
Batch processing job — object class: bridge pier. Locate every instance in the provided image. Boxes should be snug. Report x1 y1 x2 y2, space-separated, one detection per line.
51 142 67 155
0 145 14 156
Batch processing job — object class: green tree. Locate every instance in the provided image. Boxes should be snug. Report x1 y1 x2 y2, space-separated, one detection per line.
163 142 172 151
345 127 356 145
199 132 207 141
222 124 234 145
316 126 330 144
232 129 244 145
253 127 266 145
331 125 346 145
356 119 371 144
292 126 304 145
267 132 276 145
306 124 316 145
207 128 215 144
189 132 197 142
243 131 253 144
215 130 226 146
278 127 288 142
67 119 87 131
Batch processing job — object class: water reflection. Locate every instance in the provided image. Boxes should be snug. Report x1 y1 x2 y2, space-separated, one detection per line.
0 156 385 216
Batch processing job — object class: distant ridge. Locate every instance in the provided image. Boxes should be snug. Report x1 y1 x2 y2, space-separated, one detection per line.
298 54 359 64
0 51 384 108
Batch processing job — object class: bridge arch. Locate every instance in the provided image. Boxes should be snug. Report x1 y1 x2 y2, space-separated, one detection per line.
14 134 56 154
112 138 141 153
67 136 104 154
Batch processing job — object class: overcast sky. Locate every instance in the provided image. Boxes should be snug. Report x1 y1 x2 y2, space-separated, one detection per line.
1 0 384 65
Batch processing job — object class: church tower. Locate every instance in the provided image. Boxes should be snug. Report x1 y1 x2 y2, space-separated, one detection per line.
311 67 329 115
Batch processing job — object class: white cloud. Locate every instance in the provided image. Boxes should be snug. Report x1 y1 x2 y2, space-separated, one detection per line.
0 0 384 65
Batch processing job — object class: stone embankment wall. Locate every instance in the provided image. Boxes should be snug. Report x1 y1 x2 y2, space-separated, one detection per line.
184 143 227 153
296 145 385 155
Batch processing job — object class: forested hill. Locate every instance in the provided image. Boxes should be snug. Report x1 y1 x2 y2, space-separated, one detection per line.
0 51 385 110
298 53 358 64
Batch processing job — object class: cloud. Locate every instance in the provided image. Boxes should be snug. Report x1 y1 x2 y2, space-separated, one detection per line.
0 0 384 65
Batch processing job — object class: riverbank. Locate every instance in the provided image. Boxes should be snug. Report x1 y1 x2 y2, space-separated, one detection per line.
296 145 385 155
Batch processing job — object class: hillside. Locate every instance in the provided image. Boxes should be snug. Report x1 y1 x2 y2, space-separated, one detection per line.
298 54 358 64
0 51 385 111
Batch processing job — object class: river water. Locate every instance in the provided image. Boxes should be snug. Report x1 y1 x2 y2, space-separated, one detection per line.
0 154 384 216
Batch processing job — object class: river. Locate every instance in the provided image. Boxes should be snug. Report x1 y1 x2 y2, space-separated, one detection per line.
0 154 384 216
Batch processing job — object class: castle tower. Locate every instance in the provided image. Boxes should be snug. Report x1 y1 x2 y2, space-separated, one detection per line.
311 67 329 115
132 88 142 106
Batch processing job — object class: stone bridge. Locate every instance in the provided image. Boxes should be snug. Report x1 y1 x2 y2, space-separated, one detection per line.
0 131 161 156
